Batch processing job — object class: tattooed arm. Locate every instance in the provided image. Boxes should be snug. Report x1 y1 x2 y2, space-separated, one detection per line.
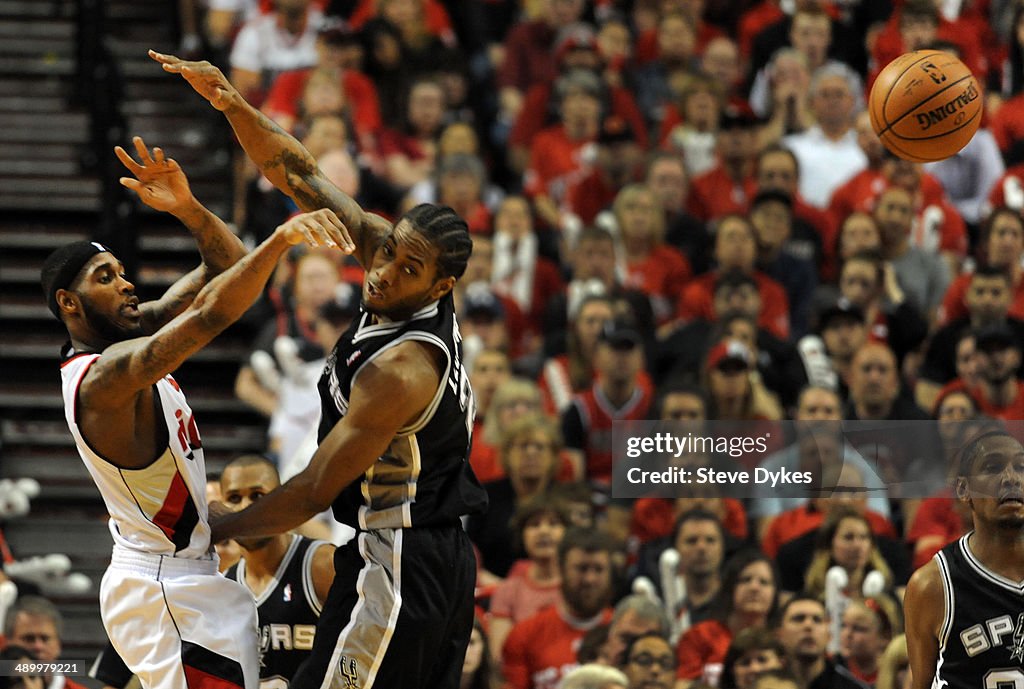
150 51 386 268
116 136 249 332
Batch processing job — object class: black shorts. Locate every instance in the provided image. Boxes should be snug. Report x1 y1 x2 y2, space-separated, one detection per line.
293 526 476 689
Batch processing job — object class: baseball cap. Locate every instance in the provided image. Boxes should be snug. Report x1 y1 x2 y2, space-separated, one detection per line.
597 115 635 146
319 282 360 324
750 188 793 211
463 286 505 321
817 297 865 332
706 339 752 371
719 105 762 131
598 317 642 349
318 17 357 45
975 323 1018 351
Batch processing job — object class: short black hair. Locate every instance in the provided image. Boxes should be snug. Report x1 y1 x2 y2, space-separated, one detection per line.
401 204 473 280
557 527 615 569
957 428 1020 477
972 264 1013 285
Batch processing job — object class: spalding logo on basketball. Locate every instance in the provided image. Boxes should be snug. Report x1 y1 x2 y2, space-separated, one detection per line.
868 49 982 163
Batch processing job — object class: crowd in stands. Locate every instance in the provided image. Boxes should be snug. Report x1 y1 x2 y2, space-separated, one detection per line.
198 0 1024 688
9 0 1024 688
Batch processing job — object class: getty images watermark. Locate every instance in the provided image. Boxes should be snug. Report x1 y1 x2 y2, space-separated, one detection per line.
610 420 1019 500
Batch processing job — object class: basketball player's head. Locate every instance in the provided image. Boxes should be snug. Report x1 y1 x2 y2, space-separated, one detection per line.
955 429 1024 528
363 204 472 319
220 455 282 550
40 241 143 346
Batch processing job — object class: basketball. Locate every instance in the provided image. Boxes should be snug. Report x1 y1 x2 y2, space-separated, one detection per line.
868 49 982 163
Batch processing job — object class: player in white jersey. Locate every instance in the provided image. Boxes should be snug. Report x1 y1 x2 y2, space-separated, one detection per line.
42 137 355 689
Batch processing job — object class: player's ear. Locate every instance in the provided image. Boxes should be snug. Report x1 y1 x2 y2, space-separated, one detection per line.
431 276 456 300
56 288 80 317
954 476 970 502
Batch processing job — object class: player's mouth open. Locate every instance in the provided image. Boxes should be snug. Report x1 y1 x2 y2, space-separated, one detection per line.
999 492 1024 505
367 282 384 300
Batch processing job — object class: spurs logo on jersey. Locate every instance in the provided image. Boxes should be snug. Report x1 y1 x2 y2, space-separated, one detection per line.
934 534 1024 688
227 535 327 689
316 292 487 530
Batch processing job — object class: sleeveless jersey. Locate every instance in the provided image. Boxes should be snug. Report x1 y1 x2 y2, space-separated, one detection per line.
227 535 327 688
933 533 1024 689
60 350 210 558
316 292 488 530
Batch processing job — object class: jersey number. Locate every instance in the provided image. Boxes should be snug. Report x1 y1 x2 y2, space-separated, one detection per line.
985 669 1024 689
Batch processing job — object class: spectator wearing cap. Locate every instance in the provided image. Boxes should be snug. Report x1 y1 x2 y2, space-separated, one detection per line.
376 76 448 189
609 184 693 326
562 317 653 485
782 62 867 210
917 266 1024 411
645 152 712 275
508 22 648 176
262 19 382 147
676 216 792 341
811 297 864 399
755 145 832 279
971 323 1024 420
873 186 952 320
940 207 1024 325
462 284 512 362
496 0 585 128
702 338 783 423
563 116 646 226
686 108 761 223
228 0 322 105
750 188 816 338
539 246 655 413
829 251 927 366
491 196 565 338
523 69 604 230
656 277 806 410
630 12 700 133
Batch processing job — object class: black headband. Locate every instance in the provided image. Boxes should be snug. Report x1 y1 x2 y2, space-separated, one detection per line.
41 241 111 319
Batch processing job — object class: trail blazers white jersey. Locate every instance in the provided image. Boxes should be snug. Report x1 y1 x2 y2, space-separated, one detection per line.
61 350 211 558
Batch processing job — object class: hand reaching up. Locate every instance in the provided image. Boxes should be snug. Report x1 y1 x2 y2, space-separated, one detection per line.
116 136 193 214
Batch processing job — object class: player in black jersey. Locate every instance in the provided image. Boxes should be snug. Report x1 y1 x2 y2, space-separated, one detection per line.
220 456 336 689
905 429 1024 689
153 52 489 689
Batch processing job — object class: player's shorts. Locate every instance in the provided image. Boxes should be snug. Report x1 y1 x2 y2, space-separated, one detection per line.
99 546 260 689
293 526 476 689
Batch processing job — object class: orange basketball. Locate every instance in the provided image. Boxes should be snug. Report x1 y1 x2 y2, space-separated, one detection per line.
868 49 982 163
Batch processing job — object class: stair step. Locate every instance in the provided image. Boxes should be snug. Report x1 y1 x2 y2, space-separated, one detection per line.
0 229 88 249
0 77 70 97
0 339 248 363
2 419 266 451
0 0 72 18
0 194 100 212
0 94 69 112
0 55 74 76
0 37 72 57
0 142 81 162
0 159 80 176
0 19 73 39
0 123 88 143
0 176 99 194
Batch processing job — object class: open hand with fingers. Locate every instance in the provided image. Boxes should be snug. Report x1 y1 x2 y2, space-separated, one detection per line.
116 136 193 214
149 50 239 111
276 209 356 253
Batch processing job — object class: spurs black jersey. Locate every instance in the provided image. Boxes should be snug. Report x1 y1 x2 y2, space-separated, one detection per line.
933 533 1024 689
316 292 487 530
227 535 328 689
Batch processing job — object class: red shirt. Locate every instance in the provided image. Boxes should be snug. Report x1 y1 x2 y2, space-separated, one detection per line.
987 162 1024 209
263 68 382 139
974 381 1024 421
761 505 897 559
524 126 592 203
569 383 654 484
870 12 986 88
737 1 783 58
624 245 693 325
676 271 791 341
510 84 648 152
633 22 725 65
676 620 733 681
499 20 558 92
907 490 965 569
490 563 564 625
687 165 758 222
563 169 619 226
502 605 612 689
939 272 1024 325
347 0 453 40
630 497 748 543
991 95 1024 153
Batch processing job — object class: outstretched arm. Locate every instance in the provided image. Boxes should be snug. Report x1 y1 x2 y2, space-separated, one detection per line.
80 211 355 414
209 341 441 541
115 136 248 332
149 50 390 268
